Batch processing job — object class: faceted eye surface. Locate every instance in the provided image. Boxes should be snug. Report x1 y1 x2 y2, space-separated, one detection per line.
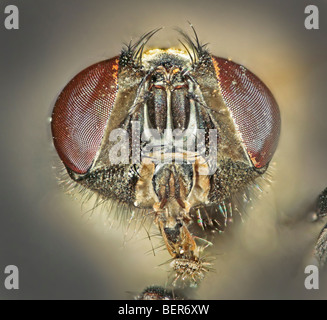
212 56 281 168
51 57 119 174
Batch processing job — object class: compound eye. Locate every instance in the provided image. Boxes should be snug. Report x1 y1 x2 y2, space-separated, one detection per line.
212 57 281 168
51 57 119 174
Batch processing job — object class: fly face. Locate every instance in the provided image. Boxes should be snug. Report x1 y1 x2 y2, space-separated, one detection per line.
51 28 281 288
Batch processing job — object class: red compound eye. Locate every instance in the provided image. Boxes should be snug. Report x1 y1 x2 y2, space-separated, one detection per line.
212 56 281 168
51 57 119 174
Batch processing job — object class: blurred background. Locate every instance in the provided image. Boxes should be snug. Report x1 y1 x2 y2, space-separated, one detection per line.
0 0 327 299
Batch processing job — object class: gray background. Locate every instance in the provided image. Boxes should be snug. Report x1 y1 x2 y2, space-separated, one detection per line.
1 0 327 299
